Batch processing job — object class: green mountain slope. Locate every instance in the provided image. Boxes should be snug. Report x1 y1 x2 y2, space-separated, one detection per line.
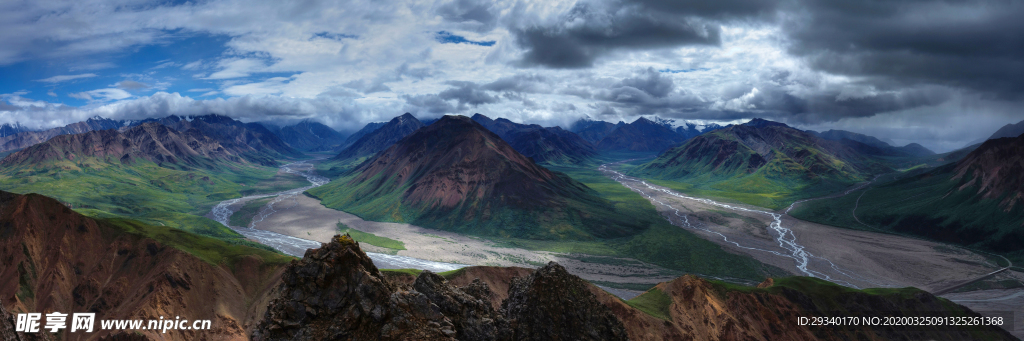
631 119 893 209
791 134 1024 260
0 123 308 241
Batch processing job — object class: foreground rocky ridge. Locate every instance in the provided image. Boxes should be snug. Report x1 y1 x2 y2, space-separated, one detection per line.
263 235 1016 341
253 235 626 341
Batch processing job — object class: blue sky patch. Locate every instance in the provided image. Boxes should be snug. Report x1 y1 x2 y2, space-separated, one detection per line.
659 68 710 73
435 31 495 46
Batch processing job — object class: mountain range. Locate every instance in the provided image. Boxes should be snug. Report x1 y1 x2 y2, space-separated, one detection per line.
270 120 348 152
0 116 126 153
631 119 898 208
334 113 424 161
471 113 597 165
310 115 636 240
569 116 725 153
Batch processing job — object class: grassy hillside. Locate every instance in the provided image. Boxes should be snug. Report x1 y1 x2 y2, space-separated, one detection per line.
102 216 294 269
311 159 780 281
629 127 888 210
790 164 1024 263
0 156 307 240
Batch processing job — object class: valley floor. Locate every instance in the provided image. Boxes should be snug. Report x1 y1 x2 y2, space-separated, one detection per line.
601 162 1024 338
220 192 671 295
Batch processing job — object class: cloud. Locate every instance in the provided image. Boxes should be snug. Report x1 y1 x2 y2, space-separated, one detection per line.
69 62 117 71
782 0 1024 99
438 81 499 107
35 73 98 83
69 88 133 101
617 67 673 98
204 58 268 79
116 80 150 90
47 91 57 97
435 0 498 32
510 0 726 68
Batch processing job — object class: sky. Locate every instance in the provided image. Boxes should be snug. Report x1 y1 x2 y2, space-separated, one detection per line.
0 0 1022 152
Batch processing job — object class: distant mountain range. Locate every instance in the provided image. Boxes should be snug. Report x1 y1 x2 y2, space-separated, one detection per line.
569 116 725 153
340 121 386 149
809 129 935 157
0 116 127 153
309 115 632 240
570 119 623 144
272 120 347 152
471 113 596 165
128 115 303 165
596 117 687 153
0 122 29 138
334 113 424 161
1 122 247 168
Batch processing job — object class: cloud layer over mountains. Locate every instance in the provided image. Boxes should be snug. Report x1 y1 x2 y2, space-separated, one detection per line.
0 0 1021 152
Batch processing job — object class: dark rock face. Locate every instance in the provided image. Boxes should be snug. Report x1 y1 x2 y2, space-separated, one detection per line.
253 235 455 341
255 237 630 341
501 262 629 341
413 272 512 341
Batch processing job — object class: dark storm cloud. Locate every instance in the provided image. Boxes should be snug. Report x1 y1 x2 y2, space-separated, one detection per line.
632 0 779 18
435 0 498 32
403 94 458 114
618 67 673 98
783 0 1024 99
511 0 725 68
438 81 498 107
480 74 548 93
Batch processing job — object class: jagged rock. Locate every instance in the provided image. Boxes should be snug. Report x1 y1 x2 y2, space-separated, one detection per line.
0 304 54 341
252 235 455 341
756 277 774 288
501 262 629 341
413 271 511 341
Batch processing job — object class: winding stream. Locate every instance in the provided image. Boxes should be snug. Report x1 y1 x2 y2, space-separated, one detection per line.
210 159 465 273
599 162 883 289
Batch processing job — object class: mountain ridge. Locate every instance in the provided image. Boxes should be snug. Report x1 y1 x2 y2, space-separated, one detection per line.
471 113 597 165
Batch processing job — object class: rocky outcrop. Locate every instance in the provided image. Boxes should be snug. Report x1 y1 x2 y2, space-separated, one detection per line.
501 262 629 341
253 235 456 341
413 272 511 341
255 237 630 341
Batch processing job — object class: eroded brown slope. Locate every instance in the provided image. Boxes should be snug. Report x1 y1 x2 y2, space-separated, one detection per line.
0 122 242 167
0 191 284 340
953 133 1024 210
